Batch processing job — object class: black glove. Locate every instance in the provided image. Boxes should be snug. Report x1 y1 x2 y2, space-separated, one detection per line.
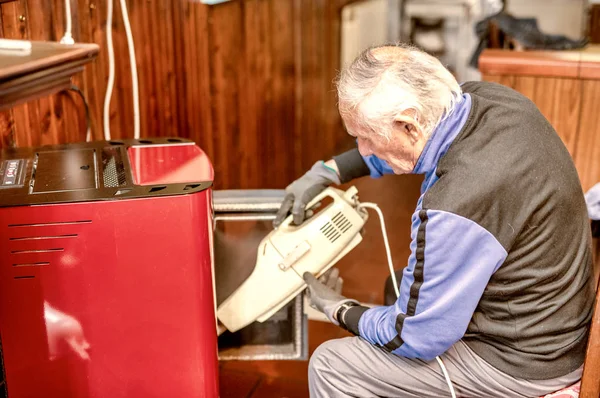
303 269 358 326
273 161 341 228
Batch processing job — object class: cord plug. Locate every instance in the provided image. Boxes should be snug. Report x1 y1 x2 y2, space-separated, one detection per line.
60 33 75 45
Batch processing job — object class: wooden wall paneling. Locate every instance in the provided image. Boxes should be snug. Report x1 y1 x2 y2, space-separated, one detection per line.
532 77 583 156
546 78 581 156
164 0 184 138
0 7 13 149
49 0 86 145
589 4 600 44
1 2 31 148
497 74 515 88
268 0 296 188
296 0 348 171
145 0 165 138
151 1 179 139
574 80 600 192
85 0 108 140
482 73 515 89
48 0 68 145
511 76 536 102
240 0 268 189
28 0 58 146
176 2 214 159
170 0 189 142
170 0 189 143
299 0 323 171
138 1 160 140
0 110 14 148
109 0 130 140
209 2 245 189
292 0 303 179
75 0 96 141
323 0 348 156
482 73 502 84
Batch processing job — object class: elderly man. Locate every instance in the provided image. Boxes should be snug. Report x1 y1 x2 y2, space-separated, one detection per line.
274 44 595 397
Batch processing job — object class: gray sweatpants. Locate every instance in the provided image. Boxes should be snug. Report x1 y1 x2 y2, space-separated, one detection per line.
308 337 582 398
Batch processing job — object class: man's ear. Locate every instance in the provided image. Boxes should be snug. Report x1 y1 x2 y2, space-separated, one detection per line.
394 114 421 142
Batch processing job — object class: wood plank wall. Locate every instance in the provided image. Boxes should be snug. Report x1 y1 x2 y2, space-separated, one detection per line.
0 0 364 190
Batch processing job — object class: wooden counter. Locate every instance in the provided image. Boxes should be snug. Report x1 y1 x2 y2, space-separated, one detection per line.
0 41 99 110
480 46 600 193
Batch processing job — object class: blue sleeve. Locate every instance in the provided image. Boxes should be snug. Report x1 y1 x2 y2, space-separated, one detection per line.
362 155 395 178
357 209 507 360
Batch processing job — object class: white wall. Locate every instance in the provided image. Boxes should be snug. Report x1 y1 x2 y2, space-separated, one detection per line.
341 0 402 67
506 0 587 39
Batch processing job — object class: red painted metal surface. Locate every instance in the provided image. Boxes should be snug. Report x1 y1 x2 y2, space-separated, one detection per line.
0 185 219 397
128 144 214 186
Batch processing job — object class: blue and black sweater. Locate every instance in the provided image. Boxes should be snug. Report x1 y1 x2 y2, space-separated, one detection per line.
333 81 595 380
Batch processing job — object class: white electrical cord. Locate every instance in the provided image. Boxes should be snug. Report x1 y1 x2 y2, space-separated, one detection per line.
119 0 141 139
103 0 140 141
60 0 74 45
103 0 116 141
357 203 400 297
357 202 457 398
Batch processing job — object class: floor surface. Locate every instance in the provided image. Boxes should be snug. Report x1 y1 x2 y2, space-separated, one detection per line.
219 320 351 398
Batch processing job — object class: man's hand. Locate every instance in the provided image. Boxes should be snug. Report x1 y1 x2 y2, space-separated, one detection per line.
303 269 358 326
273 160 341 228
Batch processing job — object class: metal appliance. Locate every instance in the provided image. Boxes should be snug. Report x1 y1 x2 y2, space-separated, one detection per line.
0 138 218 398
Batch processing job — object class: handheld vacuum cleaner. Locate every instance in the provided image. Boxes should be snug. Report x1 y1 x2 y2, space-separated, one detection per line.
216 186 370 333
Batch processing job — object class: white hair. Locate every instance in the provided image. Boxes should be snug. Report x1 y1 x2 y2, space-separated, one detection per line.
336 43 462 140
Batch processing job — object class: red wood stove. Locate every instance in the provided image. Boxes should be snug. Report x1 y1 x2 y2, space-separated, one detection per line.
0 138 219 397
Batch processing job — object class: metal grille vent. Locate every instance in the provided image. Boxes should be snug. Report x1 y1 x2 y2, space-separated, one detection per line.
319 212 353 243
102 147 127 188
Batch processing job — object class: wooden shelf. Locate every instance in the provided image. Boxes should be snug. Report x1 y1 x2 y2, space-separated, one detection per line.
0 40 99 110
479 45 600 79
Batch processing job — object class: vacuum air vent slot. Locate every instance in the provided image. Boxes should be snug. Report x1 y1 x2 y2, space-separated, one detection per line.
320 222 341 243
149 185 167 193
14 275 35 280
319 212 354 243
13 262 50 267
332 212 353 233
102 147 127 188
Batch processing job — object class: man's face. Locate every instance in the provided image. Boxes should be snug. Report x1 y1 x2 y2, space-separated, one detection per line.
341 105 427 174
